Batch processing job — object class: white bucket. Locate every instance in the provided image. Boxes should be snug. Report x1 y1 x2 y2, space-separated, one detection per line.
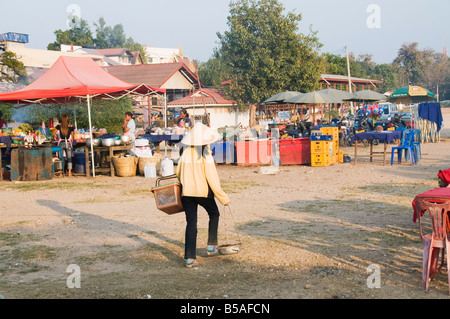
161 156 174 177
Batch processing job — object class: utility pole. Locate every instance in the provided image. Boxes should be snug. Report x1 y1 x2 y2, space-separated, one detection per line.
346 45 354 113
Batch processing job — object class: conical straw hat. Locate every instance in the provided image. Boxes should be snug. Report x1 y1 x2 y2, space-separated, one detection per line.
181 122 222 146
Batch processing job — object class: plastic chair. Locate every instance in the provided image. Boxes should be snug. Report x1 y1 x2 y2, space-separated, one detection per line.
391 130 416 165
412 129 422 163
399 128 410 145
416 198 450 293
51 146 64 173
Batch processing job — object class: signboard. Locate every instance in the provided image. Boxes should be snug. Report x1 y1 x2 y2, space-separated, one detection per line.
277 111 290 121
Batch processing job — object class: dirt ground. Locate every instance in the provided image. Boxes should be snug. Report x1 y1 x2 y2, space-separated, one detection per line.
1 109 450 300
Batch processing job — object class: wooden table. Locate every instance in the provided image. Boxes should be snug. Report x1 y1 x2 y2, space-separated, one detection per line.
81 144 133 177
352 131 402 165
136 134 184 152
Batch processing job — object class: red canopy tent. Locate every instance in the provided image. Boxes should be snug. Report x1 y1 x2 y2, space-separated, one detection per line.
0 56 166 176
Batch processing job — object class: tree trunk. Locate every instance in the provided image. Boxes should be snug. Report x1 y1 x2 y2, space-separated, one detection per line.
249 104 257 127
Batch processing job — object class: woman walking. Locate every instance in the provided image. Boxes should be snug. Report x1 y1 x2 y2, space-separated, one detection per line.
176 123 230 268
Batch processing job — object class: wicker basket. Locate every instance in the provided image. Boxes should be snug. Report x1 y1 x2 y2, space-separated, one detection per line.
93 131 104 138
151 174 184 215
112 155 138 177
138 154 163 175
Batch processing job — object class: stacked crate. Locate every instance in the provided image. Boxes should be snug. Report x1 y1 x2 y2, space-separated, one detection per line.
320 127 339 164
310 135 333 167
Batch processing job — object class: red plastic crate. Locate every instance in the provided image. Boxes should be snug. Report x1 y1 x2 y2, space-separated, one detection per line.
279 137 311 165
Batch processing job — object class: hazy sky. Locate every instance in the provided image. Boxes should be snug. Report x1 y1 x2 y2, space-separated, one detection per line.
2 0 449 64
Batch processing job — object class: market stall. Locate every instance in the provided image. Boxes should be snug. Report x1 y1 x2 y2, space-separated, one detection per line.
0 56 166 178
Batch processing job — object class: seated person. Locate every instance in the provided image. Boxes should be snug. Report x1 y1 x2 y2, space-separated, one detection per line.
176 109 192 128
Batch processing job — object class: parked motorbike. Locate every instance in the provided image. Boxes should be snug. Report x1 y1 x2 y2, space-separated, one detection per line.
285 117 313 138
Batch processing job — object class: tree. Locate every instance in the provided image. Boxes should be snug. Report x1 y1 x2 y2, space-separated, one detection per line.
421 51 449 99
323 52 399 93
11 97 133 134
47 18 94 50
93 18 126 48
393 42 427 86
213 0 324 107
323 53 347 76
94 18 148 63
373 63 398 93
47 17 148 63
0 51 27 83
198 57 228 88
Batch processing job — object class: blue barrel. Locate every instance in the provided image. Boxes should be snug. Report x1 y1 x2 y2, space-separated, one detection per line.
74 151 86 174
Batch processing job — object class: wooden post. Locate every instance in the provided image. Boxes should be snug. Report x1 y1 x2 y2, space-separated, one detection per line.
147 96 152 127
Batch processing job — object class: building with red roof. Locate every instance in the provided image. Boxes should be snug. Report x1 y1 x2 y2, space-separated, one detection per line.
168 88 248 129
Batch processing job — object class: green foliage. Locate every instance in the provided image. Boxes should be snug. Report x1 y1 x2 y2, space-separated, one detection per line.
322 42 450 99
0 103 13 121
47 17 148 63
0 51 27 83
11 97 133 134
213 0 324 106
47 19 94 50
198 57 228 88
324 52 399 93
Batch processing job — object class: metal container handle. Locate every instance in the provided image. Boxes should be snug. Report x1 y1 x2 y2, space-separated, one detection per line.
155 174 178 186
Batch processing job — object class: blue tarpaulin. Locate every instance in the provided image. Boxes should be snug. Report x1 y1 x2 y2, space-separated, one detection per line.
418 102 443 131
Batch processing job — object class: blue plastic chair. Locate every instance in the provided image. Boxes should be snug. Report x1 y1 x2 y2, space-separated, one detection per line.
399 128 411 145
391 130 416 165
51 146 64 173
412 129 422 163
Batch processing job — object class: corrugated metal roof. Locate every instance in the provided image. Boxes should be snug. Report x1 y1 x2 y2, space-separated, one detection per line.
104 62 199 88
168 88 237 106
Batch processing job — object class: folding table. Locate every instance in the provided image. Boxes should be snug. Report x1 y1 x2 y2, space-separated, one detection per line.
352 131 402 165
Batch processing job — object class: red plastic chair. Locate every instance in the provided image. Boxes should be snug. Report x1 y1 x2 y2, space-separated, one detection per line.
416 197 450 293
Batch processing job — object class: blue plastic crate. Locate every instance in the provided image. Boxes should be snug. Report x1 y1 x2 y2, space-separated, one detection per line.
310 135 333 141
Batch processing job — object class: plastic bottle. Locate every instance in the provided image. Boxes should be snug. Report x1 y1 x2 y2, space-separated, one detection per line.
161 156 174 177
144 162 156 178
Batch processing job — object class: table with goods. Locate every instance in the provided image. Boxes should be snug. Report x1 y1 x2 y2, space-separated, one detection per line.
0 124 136 179
1 124 56 181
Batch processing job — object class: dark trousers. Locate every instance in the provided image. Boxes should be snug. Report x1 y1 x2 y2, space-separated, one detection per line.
181 196 220 259
59 139 73 170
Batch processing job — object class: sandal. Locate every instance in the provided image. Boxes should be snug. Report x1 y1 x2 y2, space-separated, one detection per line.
207 245 218 256
185 258 197 268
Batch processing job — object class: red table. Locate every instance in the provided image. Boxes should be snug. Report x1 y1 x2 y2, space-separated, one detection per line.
412 187 450 223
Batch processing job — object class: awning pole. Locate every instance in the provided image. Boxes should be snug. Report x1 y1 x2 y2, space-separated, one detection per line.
164 92 167 128
164 92 167 157
87 94 95 177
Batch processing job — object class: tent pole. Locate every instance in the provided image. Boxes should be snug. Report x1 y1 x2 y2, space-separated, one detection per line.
164 92 167 157
164 92 167 128
87 94 95 177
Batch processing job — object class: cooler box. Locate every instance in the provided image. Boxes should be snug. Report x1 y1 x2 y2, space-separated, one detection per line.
279 137 311 165
235 139 272 166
